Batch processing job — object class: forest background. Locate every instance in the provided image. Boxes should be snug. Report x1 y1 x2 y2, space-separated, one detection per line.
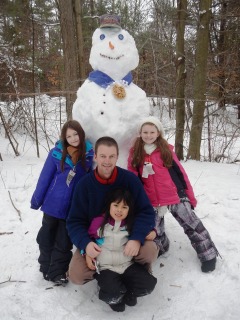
0 0 239 163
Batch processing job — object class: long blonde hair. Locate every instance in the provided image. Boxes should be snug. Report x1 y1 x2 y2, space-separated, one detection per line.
131 122 173 168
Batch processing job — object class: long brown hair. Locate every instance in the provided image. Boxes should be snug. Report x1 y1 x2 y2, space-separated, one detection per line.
131 122 173 168
60 120 86 171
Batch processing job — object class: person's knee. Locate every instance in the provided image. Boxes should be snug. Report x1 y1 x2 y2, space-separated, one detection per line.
68 273 85 285
136 241 158 264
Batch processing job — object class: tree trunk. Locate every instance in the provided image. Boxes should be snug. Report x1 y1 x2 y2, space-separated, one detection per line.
175 0 187 160
74 0 86 85
217 1 227 109
57 0 79 120
187 0 212 160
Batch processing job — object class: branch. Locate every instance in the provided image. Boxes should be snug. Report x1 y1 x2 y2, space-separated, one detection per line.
170 284 182 288
0 232 13 235
8 191 22 222
0 276 26 285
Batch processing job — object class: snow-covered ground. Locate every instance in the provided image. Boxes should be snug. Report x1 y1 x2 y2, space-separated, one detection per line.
0 129 239 319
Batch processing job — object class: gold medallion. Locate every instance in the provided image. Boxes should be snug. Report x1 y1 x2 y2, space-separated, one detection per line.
112 83 126 99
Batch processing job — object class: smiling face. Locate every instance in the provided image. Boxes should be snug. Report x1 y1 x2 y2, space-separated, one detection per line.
94 144 118 179
89 28 139 80
66 128 80 147
140 124 160 145
110 200 129 222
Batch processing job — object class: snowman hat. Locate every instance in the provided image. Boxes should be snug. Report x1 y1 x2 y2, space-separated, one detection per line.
99 14 121 29
139 116 165 137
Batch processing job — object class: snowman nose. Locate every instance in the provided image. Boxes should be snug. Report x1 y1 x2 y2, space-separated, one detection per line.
109 41 114 50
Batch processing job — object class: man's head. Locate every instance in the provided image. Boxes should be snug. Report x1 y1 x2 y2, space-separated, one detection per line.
94 137 119 179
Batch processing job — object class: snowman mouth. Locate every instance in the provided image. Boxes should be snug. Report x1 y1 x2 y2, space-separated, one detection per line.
100 53 124 60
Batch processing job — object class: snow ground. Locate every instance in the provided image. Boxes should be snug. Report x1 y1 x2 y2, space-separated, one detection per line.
0 138 239 320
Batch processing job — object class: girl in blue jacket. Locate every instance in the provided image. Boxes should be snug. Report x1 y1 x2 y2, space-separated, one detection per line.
31 120 94 285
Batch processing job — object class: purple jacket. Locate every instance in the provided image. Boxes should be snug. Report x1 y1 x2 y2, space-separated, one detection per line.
30 140 94 219
128 145 197 207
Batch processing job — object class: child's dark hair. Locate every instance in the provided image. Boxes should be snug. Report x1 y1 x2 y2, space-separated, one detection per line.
100 188 135 236
60 120 86 171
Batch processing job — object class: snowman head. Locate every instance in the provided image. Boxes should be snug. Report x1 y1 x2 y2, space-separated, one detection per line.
89 27 139 80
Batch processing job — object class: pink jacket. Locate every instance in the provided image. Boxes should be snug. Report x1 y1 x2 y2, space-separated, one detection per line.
127 145 197 207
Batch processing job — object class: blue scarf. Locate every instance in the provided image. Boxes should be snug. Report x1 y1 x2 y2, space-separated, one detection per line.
88 70 132 88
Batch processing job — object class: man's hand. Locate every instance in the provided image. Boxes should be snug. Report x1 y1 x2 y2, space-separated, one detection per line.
85 255 96 270
145 230 157 241
86 241 102 258
124 240 141 256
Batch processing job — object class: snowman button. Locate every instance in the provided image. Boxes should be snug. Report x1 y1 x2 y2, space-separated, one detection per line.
101 111 104 115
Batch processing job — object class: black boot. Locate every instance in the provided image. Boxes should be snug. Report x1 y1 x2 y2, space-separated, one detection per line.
51 273 68 285
123 292 137 306
109 301 125 312
201 257 216 273
43 273 49 281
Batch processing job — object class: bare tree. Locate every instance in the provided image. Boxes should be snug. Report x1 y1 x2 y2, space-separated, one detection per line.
74 0 86 85
57 0 79 119
187 0 212 160
175 0 187 160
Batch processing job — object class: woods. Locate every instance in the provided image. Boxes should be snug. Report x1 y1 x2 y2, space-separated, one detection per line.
0 0 239 161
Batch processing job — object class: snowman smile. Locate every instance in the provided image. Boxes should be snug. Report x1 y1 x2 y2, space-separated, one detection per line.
100 53 124 60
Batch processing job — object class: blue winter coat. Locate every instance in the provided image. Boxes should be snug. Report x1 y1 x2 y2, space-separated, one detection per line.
30 140 94 219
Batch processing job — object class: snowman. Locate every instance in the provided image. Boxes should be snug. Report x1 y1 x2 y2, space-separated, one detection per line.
72 14 150 167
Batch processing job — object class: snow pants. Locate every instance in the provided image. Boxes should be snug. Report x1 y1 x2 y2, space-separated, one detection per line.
95 263 157 305
37 213 73 280
68 240 158 285
155 200 218 262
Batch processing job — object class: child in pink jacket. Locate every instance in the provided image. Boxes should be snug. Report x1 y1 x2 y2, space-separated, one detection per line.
128 116 218 272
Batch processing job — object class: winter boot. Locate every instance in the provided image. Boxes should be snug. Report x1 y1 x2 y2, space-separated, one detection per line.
109 301 125 312
201 257 216 273
51 273 69 285
43 273 49 281
123 292 137 306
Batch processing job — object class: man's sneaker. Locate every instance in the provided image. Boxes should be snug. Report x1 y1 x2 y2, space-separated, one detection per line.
123 292 137 306
109 301 125 312
201 257 216 273
52 273 68 285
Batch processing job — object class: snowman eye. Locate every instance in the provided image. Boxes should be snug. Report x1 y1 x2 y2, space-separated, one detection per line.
100 34 105 40
118 34 124 40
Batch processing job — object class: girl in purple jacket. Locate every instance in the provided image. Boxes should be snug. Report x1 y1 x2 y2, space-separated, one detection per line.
31 120 93 285
128 116 218 273
86 188 157 312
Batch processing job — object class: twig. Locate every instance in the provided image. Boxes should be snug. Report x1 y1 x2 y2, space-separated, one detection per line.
170 284 182 288
0 232 13 235
193 171 203 186
0 170 6 189
8 191 22 222
200 213 210 219
0 107 19 156
0 276 26 285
